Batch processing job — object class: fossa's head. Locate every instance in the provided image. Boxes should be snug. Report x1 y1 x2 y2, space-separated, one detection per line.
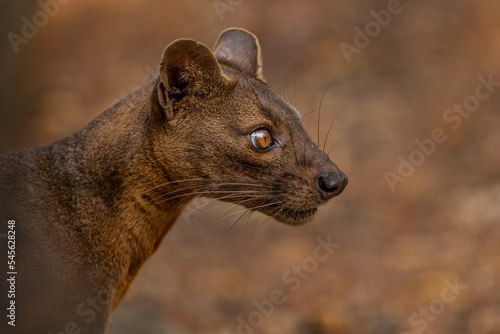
152 28 347 226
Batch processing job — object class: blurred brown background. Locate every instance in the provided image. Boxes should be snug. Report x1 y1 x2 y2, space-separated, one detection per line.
1 1 500 333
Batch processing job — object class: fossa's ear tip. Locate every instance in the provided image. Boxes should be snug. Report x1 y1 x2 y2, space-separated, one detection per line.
217 27 258 44
213 28 265 81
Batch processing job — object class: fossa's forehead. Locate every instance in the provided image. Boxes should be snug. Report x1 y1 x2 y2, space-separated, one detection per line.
254 84 303 123
222 66 303 123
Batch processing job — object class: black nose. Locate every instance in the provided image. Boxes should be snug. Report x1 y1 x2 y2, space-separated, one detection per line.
316 171 348 200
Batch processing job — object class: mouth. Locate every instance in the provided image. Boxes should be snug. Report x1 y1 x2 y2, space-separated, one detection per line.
215 189 320 226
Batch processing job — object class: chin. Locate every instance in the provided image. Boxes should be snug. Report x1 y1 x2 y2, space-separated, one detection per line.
263 205 319 226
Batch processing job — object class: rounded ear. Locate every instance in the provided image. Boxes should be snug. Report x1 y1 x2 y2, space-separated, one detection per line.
213 28 265 82
158 39 229 121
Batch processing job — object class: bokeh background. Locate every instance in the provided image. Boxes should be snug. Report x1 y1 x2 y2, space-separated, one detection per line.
1 1 500 333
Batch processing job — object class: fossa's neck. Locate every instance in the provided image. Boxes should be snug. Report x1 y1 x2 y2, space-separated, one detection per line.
48 78 195 306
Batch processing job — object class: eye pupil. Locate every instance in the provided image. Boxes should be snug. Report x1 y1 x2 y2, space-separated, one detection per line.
251 129 273 151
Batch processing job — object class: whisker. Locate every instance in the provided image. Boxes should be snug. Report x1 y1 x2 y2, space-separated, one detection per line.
147 184 206 201
241 210 255 235
217 201 282 222
224 160 305 184
190 193 278 226
270 202 286 222
327 141 342 158
182 197 217 217
317 71 344 147
186 195 262 233
302 108 317 123
141 177 205 194
243 216 266 247
212 182 279 188
217 209 253 250
323 106 344 152
216 196 270 217
157 189 278 204
236 210 253 236
200 195 268 232
152 180 282 202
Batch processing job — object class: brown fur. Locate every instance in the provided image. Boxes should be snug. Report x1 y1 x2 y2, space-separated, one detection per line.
0 28 347 333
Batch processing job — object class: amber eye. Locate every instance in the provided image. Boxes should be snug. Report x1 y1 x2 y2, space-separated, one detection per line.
250 128 274 151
